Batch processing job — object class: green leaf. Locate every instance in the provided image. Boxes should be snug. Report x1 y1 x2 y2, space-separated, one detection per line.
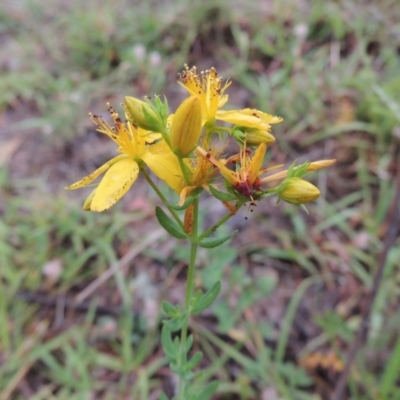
209 185 237 202
184 351 203 372
194 381 219 400
164 315 186 332
198 231 237 248
162 301 180 318
161 324 176 362
191 290 203 305
155 206 187 239
192 281 221 315
185 334 194 354
169 196 195 210
170 363 193 379
380 333 400 396
159 392 169 400
255 275 277 296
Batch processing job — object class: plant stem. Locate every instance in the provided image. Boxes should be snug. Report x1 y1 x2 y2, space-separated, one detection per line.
197 199 246 242
178 157 191 186
141 168 185 230
177 197 199 399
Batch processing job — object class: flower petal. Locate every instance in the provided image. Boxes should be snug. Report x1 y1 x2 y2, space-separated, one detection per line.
83 188 97 211
217 108 282 129
65 155 126 190
248 143 266 184
142 141 185 193
216 110 268 129
217 94 229 109
306 159 336 171
90 157 139 211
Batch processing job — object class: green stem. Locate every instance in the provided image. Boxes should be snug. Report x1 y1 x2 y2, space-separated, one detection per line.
178 156 191 186
197 199 246 242
141 168 185 230
177 197 199 399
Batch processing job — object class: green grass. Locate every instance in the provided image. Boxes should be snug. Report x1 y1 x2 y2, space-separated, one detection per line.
1 0 400 398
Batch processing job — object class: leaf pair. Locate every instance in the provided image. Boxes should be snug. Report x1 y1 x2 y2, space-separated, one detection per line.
156 206 237 247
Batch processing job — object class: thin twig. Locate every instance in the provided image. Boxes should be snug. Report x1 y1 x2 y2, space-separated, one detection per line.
331 158 400 400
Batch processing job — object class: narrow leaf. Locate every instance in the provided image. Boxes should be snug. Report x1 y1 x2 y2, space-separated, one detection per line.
170 187 204 210
173 336 181 354
164 315 186 332
380 334 400 396
170 196 195 210
198 231 237 248
195 381 219 400
209 185 237 201
155 207 187 239
162 301 180 317
192 281 221 315
170 363 183 375
161 324 176 362
185 334 194 354
159 392 169 400
184 351 203 372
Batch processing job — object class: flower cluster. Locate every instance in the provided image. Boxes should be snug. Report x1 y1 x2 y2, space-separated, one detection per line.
66 64 334 212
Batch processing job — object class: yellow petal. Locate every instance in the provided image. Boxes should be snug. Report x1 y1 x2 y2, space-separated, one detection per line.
65 155 126 190
233 108 282 124
260 170 288 183
217 108 282 129
178 185 197 206
248 109 283 125
170 96 202 156
218 163 237 185
217 94 229 109
261 159 336 184
248 143 266 184
216 110 268 129
142 141 185 193
90 157 139 212
306 159 336 171
83 188 96 211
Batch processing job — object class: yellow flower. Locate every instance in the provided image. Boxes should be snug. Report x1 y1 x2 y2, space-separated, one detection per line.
178 65 283 130
178 142 222 205
66 104 184 212
214 143 268 199
278 178 320 204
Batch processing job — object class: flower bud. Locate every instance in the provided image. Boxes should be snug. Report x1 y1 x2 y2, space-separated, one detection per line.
170 96 202 156
278 178 320 204
244 129 275 145
124 96 164 132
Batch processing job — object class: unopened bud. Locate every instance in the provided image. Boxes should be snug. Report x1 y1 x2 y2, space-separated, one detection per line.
244 129 275 145
278 178 320 204
124 97 164 132
170 96 202 156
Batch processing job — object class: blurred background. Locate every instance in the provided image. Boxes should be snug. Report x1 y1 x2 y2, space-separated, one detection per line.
1 0 400 399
